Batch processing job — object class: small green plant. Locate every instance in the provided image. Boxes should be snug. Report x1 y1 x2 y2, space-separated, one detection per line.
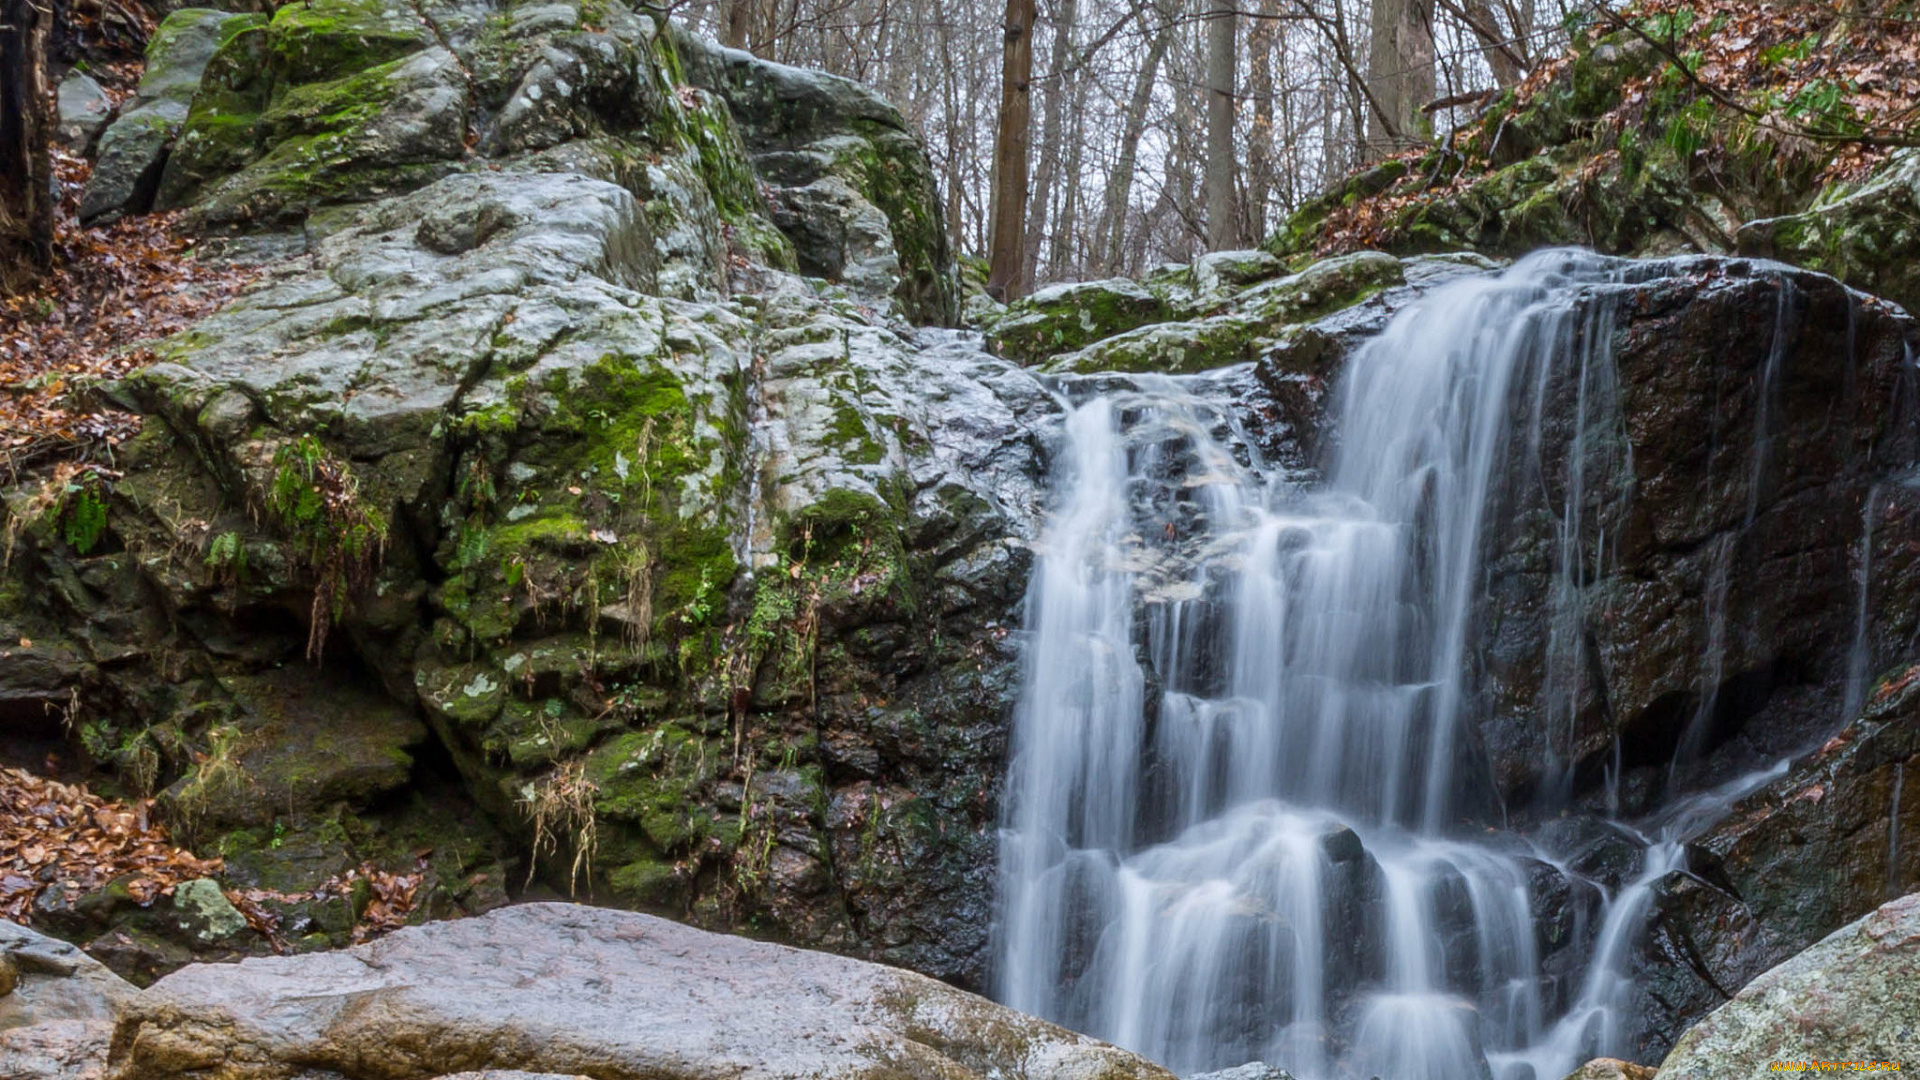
264 436 389 659
60 482 109 555
204 530 248 582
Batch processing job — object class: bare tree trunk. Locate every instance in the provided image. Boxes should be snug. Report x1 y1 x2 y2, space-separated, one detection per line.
1100 4 1171 274
986 0 1037 301
1449 0 1525 85
1 0 53 296
1204 0 1238 250
1245 0 1278 241
1328 0 1371 172
1365 0 1436 158
1022 0 1075 289
721 0 752 48
1050 61 1086 276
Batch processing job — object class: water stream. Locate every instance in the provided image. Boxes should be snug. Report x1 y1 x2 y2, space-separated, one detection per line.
992 252 1800 1080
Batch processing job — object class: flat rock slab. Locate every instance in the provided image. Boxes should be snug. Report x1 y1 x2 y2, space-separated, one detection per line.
110 902 1174 1080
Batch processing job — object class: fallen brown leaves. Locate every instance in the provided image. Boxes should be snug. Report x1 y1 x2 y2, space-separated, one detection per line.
0 152 257 483
228 860 427 950
3 764 427 949
0 764 221 924
1313 0 1920 255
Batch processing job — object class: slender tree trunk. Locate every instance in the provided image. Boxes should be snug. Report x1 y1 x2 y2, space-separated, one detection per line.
1328 0 1370 172
1450 0 1525 84
1246 0 1278 241
1 0 53 296
1204 0 1238 250
722 0 751 48
1023 0 1075 289
986 0 1037 301
1365 0 1436 159
1054 63 1089 276
935 6 966 257
1100 5 1171 274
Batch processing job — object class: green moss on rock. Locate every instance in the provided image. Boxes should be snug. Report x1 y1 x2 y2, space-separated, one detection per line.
267 0 432 86
987 278 1173 365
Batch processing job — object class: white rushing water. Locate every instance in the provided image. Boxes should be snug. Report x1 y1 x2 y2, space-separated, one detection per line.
993 251 1791 1080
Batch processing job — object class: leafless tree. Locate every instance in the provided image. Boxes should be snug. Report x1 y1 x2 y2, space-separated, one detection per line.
1 0 53 295
988 0 1037 299
668 0 1597 287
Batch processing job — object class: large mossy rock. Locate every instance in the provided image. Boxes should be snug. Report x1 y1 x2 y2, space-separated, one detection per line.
135 0 949 317
1656 890 1920 1080
984 248 1420 371
5 0 994 982
1739 150 1920 318
80 8 256 225
109 903 1176 1080
6 161 1047 982
673 28 960 325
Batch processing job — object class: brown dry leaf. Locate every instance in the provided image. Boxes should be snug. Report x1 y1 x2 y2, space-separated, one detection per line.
1311 0 1920 257
0 766 222 924
0 151 260 484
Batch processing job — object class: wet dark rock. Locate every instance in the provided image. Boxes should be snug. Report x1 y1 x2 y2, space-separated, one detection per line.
1657 890 1920 1080
1637 671 1920 1034
1473 258 1919 815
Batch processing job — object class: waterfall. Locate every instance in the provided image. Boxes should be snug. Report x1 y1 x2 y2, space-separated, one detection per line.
993 251 1782 1080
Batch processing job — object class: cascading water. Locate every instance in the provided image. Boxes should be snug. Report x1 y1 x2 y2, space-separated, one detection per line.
993 251 1794 1080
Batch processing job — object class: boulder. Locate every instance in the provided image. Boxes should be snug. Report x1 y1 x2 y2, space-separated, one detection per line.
1191 249 1282 295
0 920 135 1080
674 27 959 324
54 71 115 154
990 249 1412 370
0 919 134 1030
1740 149 1920 320
80 8 251 224
1558 1060 1655 1080
987 278 1173 364
0 1021 114 1080
1657 891 1920 1080
108 902 1177 1080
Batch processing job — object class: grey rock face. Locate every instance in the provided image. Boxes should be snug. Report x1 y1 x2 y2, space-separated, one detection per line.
0 920 134 1080
54 72 115 154
0 919 134 1031
80 8 247 224
1656 890 1920 1080
21 139 1047 981
109 903 1176 1080
674 27 960 324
